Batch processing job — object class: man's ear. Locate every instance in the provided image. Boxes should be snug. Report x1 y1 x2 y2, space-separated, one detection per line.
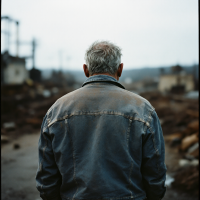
117 63 123 77
83 64 90 77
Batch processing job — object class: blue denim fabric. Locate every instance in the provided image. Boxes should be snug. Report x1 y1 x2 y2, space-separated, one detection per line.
36 75 167 200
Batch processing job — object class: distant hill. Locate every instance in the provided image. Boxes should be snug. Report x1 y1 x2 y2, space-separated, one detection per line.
41 69 86 83
41 64 198 84
120 65 198 83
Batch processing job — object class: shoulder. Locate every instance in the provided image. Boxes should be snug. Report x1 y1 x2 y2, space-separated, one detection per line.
47 87 83 115
119 88 155 110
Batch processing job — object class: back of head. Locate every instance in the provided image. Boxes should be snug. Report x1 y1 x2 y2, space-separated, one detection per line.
85 41 122 76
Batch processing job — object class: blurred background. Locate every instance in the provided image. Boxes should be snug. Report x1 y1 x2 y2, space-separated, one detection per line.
1 0 199 200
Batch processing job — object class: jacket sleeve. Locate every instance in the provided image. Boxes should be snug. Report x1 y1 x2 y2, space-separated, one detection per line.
35 114 62 200
141 110 167 200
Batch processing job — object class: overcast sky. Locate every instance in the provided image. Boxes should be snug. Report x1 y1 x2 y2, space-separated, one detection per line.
1 0 198 70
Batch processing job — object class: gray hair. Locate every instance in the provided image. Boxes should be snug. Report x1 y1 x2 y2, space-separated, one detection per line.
84 41 122 75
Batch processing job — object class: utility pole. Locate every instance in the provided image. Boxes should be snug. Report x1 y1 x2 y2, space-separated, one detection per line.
6 18 10 52
32 38 36 69
16 21 19 57
2 16 38 66
1 16 20 56
1 16 10 53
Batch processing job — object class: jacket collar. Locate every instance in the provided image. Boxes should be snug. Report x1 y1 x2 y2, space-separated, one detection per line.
82 75 125 89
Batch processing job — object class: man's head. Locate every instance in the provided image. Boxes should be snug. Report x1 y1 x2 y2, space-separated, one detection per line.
83 41 123 80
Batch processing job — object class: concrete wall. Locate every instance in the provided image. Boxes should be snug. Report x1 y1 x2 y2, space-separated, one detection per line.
158 74 194 92
3 63 29 84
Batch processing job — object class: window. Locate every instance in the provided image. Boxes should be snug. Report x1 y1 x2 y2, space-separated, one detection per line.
15 69 20 75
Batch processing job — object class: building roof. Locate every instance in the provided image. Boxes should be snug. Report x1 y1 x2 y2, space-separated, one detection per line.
1 51 25 67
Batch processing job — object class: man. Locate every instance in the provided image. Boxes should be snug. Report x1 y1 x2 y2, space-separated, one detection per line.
36 41 167 200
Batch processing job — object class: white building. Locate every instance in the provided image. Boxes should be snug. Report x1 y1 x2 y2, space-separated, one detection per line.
158 73 194 93
1 52 29 85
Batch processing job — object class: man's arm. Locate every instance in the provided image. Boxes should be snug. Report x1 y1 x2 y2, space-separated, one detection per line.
36 114 62 200
142 110 167 200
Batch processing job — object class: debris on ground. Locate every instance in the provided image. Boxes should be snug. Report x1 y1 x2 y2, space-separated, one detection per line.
1 135 9 143
140 91 199 195
172 165 199 196
13 143 20 149
1 82 74 141
3 122 16 130
165 174 175 187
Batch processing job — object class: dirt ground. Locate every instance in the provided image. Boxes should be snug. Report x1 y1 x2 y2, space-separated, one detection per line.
1 132 41 200
1 132 198 200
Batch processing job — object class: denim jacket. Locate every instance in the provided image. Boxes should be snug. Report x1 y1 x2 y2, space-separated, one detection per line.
36 75 167 200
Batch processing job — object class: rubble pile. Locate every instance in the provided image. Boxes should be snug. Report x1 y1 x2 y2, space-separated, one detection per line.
140 91 199 195
172 165 199 195
1 83 73 142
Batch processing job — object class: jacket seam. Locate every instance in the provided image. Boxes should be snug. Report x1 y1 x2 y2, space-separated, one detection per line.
42 127 49 160
127 119 132 149
37 160 44 192
40 126 49 195
66 118 79 199
128 161 134 198
127 119 133 197
146 111 160 176
143 108 154 133
47 113 151 128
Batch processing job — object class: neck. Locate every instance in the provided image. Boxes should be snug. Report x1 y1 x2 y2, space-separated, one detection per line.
91 73 118 80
